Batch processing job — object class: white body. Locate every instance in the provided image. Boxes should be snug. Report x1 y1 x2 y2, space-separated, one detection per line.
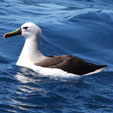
15 22 105 78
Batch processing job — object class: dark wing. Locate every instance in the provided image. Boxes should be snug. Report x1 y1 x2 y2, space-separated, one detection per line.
35 56 65 67
35 55 106 75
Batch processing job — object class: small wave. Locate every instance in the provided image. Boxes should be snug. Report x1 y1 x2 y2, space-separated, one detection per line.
68 9 113 23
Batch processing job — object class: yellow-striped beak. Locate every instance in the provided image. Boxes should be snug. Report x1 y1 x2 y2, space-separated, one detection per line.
3 28 21 39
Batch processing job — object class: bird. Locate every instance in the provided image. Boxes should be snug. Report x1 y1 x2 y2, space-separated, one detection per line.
3 22 106 77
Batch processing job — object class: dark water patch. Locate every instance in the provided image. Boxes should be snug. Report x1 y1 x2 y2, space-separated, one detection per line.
85 104 113 113
0 56 11 64
0 76 18 84
14 104 63 109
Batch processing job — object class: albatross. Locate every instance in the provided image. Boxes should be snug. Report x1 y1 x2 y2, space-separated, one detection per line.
3 22 106 77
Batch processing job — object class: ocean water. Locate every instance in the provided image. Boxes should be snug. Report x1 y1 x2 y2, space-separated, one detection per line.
0 0 113 113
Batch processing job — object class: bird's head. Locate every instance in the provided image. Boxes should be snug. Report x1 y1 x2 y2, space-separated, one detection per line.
3 22 41 39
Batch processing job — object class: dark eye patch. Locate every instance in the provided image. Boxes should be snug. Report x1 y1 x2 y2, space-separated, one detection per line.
23 27 28 30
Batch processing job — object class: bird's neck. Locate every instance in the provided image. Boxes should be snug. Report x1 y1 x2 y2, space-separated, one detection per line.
16 36 47 67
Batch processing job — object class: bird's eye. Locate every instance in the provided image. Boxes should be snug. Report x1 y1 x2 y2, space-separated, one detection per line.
23 27 28 30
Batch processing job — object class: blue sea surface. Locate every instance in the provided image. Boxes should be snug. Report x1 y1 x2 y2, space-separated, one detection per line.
0 0 113 113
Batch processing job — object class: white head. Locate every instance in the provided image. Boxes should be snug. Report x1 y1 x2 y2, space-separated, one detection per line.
4 22 42 40
21 22 41 39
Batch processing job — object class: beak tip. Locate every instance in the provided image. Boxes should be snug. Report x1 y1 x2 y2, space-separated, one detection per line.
3 34 6 39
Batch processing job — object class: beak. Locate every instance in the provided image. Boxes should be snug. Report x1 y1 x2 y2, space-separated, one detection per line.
3 28 21 39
